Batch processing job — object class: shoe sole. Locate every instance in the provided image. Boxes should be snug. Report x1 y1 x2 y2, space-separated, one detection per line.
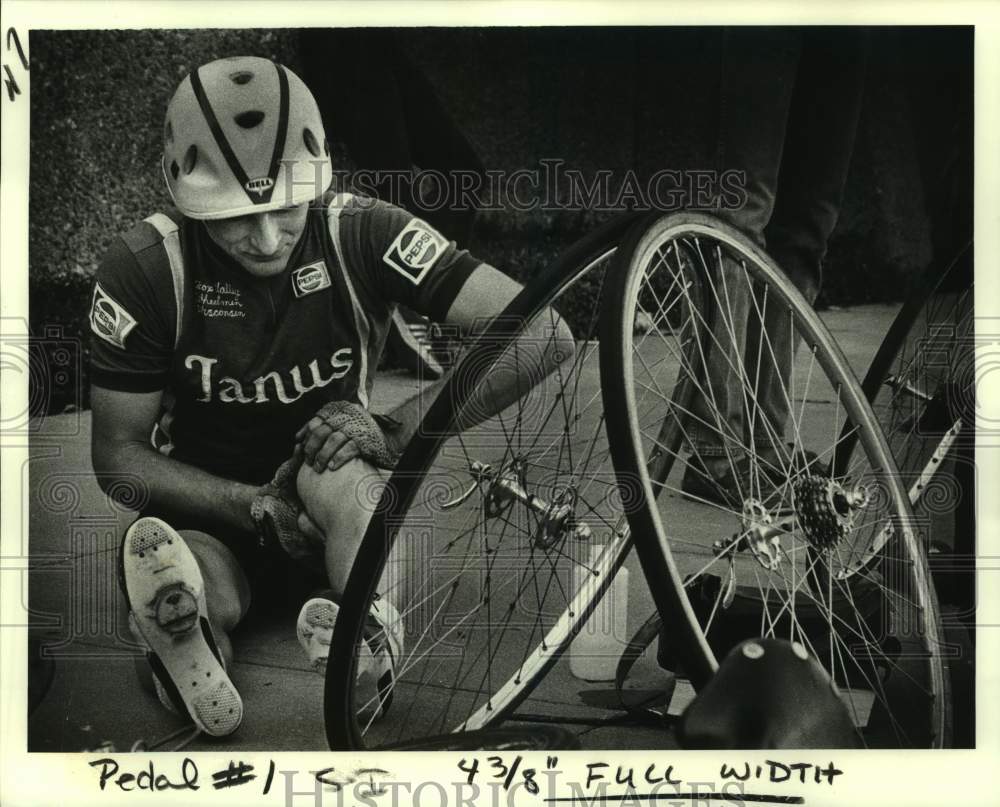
297 597 401 722
123 517 243 737
297 597 382 719
297 597 338 671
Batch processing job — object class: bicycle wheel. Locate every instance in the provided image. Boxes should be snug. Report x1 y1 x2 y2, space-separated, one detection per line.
325 212 641 749
600 212 950 748
837 244 974 546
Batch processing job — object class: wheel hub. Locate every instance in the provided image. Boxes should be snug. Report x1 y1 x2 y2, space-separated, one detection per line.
792 475 871 550
442 459 593 549
712 498 787 571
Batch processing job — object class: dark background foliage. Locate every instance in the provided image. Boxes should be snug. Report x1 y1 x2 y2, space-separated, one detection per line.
27 27 971 413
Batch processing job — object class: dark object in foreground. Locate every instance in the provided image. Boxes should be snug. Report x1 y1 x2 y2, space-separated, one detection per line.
678 638 861 748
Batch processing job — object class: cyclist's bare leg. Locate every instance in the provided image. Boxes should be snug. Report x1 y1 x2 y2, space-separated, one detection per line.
296 458 386 601
180 531 251 664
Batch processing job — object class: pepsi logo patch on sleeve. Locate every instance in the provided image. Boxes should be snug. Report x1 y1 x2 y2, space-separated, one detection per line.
382 219 449 284
90 282 138 349
291 260 332 298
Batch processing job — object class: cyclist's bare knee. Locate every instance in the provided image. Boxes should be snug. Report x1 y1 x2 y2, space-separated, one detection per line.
296 458 386 544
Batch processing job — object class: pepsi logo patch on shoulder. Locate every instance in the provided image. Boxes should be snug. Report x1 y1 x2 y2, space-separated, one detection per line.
382 219 448 285
291 260 332 298
90 282 138 349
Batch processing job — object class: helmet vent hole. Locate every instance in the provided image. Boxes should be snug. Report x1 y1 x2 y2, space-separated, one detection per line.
230 71 255 85
303 128 321 157
170 160 180 180
323 137 330 156
183 145 198 174
235 110 265 129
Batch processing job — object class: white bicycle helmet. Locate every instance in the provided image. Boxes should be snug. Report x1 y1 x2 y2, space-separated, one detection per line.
162 56 333 220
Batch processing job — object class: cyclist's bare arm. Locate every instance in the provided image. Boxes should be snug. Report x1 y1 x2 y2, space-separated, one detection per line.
382 263 575 448
294 262 574 590
90 385 259 534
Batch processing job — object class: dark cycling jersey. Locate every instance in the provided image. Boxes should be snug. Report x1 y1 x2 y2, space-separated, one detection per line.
89 193 480 484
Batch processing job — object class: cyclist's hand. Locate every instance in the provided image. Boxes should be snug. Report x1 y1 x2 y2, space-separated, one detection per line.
295 401 403 473
250 455 323 562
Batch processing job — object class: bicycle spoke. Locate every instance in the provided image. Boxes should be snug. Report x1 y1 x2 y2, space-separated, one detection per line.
601 214 948 748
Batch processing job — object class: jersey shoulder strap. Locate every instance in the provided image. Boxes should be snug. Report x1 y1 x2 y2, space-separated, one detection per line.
119 209 187 350
324 192 373 408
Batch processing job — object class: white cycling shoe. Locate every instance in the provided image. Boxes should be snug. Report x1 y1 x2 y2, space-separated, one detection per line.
297 596 403 721
122 517 243 737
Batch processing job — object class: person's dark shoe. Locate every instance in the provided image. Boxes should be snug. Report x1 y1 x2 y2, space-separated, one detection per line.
682 452 789 510
758 444 830 485
681 454 750 509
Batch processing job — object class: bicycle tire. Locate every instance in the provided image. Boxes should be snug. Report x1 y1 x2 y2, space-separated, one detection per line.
835 243 974 548
600 212 950 748
325 212 642 749
840 244 975 748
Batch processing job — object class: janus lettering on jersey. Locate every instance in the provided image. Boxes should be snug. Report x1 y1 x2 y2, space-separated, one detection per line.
184 349 354 404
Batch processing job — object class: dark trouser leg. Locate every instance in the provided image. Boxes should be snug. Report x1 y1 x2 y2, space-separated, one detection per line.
687 28 799 460
393 47 486 245
749 28 869 454
300 28 416 211
299 29 485 244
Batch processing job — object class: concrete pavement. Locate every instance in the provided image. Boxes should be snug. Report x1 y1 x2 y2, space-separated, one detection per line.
25 304 899 752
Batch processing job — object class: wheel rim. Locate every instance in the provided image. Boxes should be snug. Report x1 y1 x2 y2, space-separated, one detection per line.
861 245 974 521
602 213 949 748
327 216 641 749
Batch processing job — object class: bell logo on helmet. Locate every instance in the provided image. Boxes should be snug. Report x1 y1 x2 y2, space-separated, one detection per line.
245 177 275 196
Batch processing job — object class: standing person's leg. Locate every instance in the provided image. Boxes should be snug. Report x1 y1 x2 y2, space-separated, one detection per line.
302 30 478 376
393 44 486 246
299 28 418 211
389 37 486 376
683 28 799 497
897 26 973 262
301 28 486 244
750 27 869 468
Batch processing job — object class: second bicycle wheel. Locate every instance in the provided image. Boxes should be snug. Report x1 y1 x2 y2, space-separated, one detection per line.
600 212 950 748
838 243 974 547
325 213 640 749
